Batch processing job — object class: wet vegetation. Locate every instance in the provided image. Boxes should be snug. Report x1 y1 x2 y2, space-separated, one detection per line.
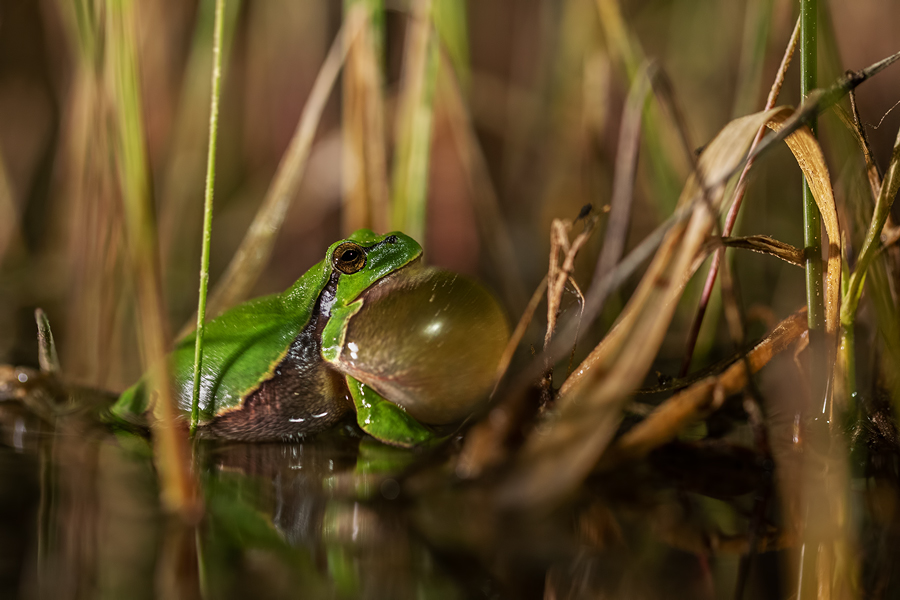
2 0 900 598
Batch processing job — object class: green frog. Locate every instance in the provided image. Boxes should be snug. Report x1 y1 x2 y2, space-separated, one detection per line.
111 230 509 447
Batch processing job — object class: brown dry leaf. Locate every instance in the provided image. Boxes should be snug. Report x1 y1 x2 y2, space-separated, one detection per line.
767 113 842 335
499 107 791 508
716 235 805 267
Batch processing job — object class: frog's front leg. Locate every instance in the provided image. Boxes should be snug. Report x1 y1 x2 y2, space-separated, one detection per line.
345 376 436 447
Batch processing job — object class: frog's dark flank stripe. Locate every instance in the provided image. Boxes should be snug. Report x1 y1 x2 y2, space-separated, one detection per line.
205 270 352 441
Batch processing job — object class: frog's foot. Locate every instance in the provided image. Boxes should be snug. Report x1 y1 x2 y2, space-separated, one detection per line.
345 376 437 448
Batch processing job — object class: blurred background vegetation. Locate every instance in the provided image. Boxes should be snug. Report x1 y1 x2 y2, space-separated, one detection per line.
2 1 900 598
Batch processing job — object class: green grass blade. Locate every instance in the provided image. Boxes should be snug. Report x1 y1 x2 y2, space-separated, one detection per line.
202 14 361 321
432 0 469 91
342 0 389 234
390 0 439 243
159 0 241 326
191 0 227 436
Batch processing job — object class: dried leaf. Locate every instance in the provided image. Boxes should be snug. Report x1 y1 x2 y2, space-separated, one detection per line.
767 113 842 335
716 235 805 267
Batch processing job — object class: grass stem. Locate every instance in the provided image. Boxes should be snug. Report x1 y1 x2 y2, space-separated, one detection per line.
190 0 226 436
801 0 824 335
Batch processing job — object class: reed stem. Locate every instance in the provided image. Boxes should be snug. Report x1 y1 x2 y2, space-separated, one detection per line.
191 0 226 435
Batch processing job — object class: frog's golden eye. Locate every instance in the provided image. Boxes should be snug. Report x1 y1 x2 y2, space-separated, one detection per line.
333 242 366 274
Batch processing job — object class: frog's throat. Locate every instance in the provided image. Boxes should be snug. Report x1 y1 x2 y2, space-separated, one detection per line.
320 299 363 364
319 257 422 364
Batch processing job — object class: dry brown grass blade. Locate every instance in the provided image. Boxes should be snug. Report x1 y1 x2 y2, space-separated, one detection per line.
544 217 598 387
456 276 547 480
34 309 61 375
389 0 436 242
342 7 389 235
500 108 790 509
438 55 528 314
107 0 200 521
767 113 841 337
591 62 652 294
715 235 805 267
835 96 882 199
599 308 807 468
0 154 18 265
492 276 548 396
202 9 364 323
460 215 597 479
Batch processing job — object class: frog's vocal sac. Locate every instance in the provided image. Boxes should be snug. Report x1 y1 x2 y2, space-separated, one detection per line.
111 230 510 447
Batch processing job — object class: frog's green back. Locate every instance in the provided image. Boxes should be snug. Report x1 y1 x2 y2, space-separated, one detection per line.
112 260 329 423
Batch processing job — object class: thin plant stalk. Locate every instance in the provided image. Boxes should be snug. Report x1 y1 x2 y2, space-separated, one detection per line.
158 0 241 325
800 0 825 362
841 125 900 323
837 243 855 403
0 151 17 265
795 6 853 598
190 0 226 436
681 16 800 376
390 0 438 243
201 11 364 323
107 0 198 519
594 0 682 212
342 0 388 234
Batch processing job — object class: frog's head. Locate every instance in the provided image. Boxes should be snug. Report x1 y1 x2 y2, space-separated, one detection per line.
325 230 423 305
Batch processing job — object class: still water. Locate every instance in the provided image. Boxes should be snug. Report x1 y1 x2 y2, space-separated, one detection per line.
1 393 783 600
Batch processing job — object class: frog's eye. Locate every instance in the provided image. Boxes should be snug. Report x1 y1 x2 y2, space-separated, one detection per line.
333 242 366 274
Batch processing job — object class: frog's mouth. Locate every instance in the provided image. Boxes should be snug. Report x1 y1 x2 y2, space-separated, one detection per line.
358 256 425 304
